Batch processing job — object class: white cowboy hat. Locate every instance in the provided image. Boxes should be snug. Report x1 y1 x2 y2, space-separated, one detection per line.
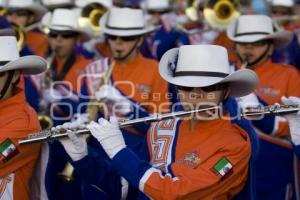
41 0 74 9
6 0 47 22
99 7 155 36
42 8 90 41
75 0 112 8
146 0 170 12
271 0 294 7
0 36 46 74
227 15 293 49
159 45 258 97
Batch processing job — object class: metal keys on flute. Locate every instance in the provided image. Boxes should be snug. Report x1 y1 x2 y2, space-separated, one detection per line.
19 104 300 144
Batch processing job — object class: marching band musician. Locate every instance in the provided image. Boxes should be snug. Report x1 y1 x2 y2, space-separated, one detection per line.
226 14 300 200
270 0 300 70
75 6 170 133
5 0 48 57
24 8 92 122
33 7 170 200
0 36 47 200
58 44 259 199
143 0 190 60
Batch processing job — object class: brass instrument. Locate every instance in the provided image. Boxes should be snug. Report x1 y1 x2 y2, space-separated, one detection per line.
38 53 56 130
19 104 300 144
86 60 115 122
203 0 240 30
11 23 25 51
0 7 5 16
57 162 75 183
78 2 107 35
185 0 204 22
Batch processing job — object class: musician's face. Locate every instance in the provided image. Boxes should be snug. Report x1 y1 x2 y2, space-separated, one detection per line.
0 71 20 101
177 84 227 111
107 35 143 61
235 40 274 67
48 31 78 58
6 10 34 27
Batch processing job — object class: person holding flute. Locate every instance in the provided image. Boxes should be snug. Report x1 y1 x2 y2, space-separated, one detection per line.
58 44 261 199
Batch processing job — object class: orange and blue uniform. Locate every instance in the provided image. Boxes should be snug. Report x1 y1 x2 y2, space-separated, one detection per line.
70 97 257 200
25 31 49 57
242 59 300 200
0 90 41 200
24 53 92 124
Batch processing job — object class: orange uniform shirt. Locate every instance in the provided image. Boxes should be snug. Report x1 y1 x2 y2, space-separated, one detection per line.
143 118 251 200
254 59 300 136
55 54 92 92
25 31 49 57
111 54 169 113
0 90 41 200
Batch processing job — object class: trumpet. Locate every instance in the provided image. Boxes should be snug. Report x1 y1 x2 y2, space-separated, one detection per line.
19 104 300 144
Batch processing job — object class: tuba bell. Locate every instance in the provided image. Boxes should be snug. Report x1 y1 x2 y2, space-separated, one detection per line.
78 2 107 35
203 0 240 30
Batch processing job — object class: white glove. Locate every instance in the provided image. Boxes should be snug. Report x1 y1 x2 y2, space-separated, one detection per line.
95 85 131 115
42 88 63 104
281 96 300 145
86 116 126 159
51 113 88 133
238 93 261 109
59 128 88 162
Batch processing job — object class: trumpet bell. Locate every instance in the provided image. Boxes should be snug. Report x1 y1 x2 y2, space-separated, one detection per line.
204 0 240 30
38 115 53 130
79 2 107 34
57 162 75 183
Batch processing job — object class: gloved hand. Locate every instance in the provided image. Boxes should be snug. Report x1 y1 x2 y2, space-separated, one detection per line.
238 93 261 109
281 96 300 145
87 116 126 159
58 123 88 161
95 85 131 115
51 113 89 132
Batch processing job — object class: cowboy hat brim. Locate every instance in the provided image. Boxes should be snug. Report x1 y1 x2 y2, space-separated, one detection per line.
159 48 258 97
227 20 293 48
8 5 47 22
0 55 47 75
47 25 91 42
99 12 156 36
42 12 91 42
0 28 15 36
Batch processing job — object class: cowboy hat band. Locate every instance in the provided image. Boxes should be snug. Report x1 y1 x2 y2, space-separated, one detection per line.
227 15 293 48
100 7 155 36
159 45 258 97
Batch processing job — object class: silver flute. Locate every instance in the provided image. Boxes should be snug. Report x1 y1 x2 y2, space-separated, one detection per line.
19 104 300 144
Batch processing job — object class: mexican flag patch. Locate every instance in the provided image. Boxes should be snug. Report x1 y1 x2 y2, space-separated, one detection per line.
0 139 18 162
212 157 233 177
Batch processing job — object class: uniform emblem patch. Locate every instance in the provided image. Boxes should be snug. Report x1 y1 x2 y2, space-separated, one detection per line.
177 151 201 168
